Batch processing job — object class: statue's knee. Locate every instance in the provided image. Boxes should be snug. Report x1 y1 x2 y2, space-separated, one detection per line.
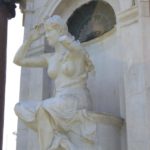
14 103 21 114
37 106 47 117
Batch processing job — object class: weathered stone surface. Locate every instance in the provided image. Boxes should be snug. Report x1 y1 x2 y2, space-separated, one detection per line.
15 0 150 150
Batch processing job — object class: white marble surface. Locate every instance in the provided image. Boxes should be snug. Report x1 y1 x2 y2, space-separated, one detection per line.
16 0 150 150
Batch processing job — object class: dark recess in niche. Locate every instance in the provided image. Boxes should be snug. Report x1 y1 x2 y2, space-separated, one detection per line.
67 0 116 42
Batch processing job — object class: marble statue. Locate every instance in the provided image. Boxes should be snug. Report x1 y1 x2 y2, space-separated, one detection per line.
14 15 97 150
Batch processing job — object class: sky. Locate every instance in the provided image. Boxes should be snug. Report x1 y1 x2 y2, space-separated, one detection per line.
3 6 24 150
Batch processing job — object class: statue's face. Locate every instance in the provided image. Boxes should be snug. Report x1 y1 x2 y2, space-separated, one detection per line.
46 29 60 45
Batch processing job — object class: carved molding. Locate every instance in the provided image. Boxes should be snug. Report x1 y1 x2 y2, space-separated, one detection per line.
118 6 139 28
82 27 116 47
89 112 124 128
36 0 62 23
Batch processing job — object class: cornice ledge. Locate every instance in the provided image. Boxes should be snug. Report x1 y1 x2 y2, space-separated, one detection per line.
118 6 139 28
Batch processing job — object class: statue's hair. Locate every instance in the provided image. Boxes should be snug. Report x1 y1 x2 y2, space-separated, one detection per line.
84 52 94 73
44 15 68 35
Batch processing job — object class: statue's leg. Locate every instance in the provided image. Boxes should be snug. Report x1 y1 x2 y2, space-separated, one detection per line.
36 107 54 150
14 102 38 131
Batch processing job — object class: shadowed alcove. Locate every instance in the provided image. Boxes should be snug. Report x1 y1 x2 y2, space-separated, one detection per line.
67 0 116 42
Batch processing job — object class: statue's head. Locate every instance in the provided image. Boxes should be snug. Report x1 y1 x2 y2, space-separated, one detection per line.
44 15 68 45
44 15 68 36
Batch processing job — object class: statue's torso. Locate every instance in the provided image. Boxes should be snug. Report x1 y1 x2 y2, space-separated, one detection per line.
47 51 88 90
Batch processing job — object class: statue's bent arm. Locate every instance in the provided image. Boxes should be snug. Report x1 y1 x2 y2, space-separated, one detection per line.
14 54 50 68
13 32 51 68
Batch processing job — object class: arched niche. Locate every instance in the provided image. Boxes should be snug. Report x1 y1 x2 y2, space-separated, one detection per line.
52 0 120 21
67 0 116 42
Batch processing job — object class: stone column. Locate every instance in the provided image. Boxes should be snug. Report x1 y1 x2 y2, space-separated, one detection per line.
0 1 16 149
0 4 9 149
140 0 150 149
119 4 150 150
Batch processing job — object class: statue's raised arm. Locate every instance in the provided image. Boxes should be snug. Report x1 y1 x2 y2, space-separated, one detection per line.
13 15 69 68
13 25 51 67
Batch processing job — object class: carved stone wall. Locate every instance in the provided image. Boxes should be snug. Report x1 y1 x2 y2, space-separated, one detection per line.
16 0 150 150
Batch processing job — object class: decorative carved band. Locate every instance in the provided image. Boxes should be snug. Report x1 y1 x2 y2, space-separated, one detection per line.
118 6 139 28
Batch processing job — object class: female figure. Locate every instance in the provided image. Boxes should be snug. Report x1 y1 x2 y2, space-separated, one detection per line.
14 15 94 150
